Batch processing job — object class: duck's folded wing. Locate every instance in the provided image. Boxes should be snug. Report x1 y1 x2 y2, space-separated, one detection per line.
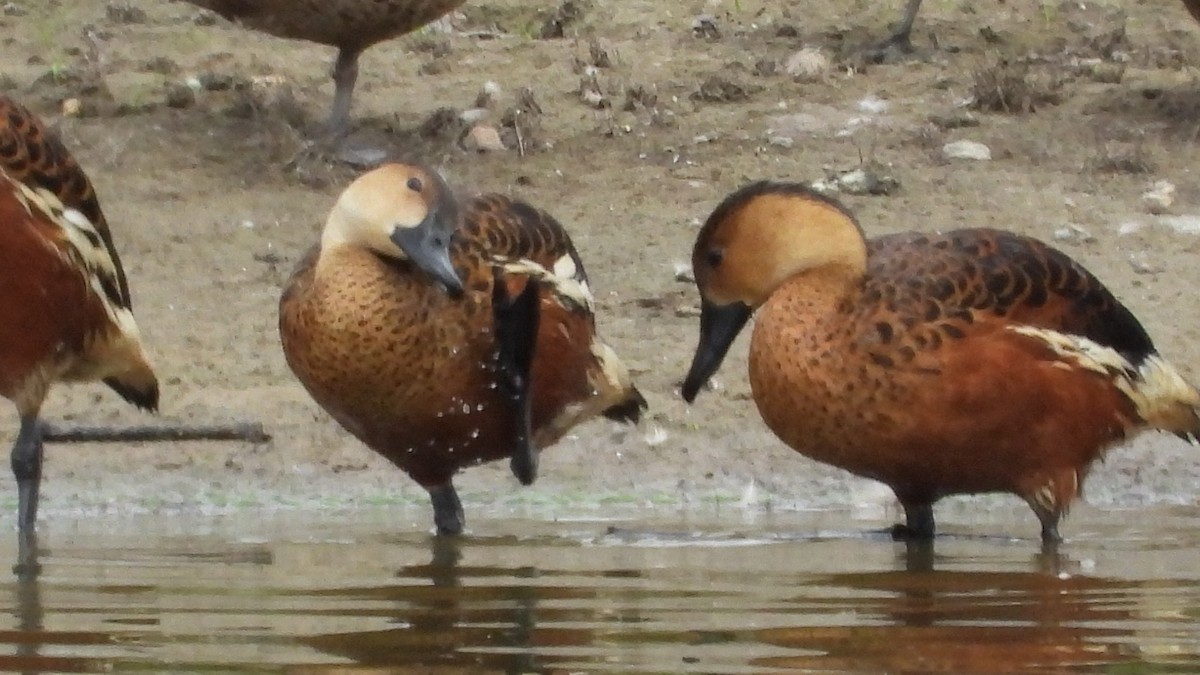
865 228 1155 364
459 194 591 295
0 97 131 306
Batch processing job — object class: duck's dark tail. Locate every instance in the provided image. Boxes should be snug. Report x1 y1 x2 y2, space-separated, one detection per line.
603 386 647 424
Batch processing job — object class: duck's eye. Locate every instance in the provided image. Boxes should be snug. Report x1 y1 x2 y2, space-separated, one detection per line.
406 177 423 192
705 248 724 268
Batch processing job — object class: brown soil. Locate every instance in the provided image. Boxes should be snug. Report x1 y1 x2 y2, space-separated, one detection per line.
4 0 1200 533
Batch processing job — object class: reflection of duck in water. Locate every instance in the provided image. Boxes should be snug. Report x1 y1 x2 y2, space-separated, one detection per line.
184 0 468 135
297 536 591 673
682 181 1200 543
751 550 1141 673
0 550 111 672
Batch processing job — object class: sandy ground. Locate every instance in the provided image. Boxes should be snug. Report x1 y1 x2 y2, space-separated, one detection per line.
3 0 1200 537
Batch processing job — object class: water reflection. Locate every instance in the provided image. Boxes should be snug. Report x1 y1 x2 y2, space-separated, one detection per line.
299 534 690 673
298 537 530 672
0 512 1193 673
3 533 106 674
750 540 1141 673
294 527 1200 673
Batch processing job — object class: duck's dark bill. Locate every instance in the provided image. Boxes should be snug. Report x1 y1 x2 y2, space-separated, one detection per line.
681 300 752 403
390 223 464 298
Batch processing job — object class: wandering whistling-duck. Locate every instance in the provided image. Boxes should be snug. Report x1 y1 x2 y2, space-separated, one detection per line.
185 0 467 135
681 181 1200 543
279 163 646 535
0 97 159 533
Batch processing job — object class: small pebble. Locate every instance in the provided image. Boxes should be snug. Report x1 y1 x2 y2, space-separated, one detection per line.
784 47 830 81
1117 221 1144 236
61 98 81 117
580 88 606 109
1157 215 1200 235
857 95 889 114
337 147 387 168
462 124 506 152
942 140 992 161
1052 224 1095 243
1141 179 1175 215
643 425 669 447
458 107 489 124
1128 252 1163 275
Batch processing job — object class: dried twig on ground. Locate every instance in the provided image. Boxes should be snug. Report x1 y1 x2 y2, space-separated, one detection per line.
41 422 271 444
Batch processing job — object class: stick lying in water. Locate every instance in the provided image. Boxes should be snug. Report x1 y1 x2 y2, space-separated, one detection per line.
41 422 271 444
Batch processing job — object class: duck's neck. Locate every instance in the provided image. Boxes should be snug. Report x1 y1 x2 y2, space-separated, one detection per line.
769 262 865 314
318 210 404 274
748 262 863 440
320 210 355 252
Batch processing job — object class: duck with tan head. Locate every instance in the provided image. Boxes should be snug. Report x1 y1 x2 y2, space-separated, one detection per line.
280 163 645 535
682 180 1200 544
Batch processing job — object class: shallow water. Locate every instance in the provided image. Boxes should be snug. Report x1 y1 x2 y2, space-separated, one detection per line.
1 508 1199 674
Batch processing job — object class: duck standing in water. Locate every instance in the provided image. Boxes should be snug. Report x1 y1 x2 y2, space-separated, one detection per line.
186 0 467 135
681 180 1200 543
279 163 645 534
0 97 159 535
